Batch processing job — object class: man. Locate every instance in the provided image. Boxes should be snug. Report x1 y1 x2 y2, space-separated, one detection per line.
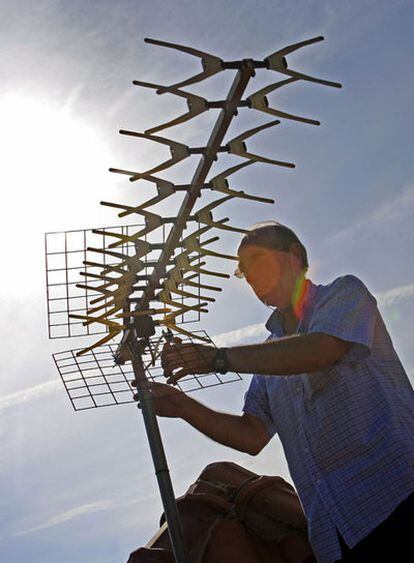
133 221 414 562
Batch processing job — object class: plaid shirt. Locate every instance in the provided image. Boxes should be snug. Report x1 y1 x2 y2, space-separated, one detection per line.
243 275 414 562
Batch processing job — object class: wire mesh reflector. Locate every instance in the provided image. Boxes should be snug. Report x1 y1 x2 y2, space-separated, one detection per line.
45 224 201 339
53 332 242 411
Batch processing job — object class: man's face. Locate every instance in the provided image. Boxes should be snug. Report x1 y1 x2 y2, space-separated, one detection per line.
236 244 294 307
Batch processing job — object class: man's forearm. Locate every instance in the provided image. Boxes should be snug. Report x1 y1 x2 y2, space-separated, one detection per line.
181 395 259 455
162 332 350 384
226 333 341 376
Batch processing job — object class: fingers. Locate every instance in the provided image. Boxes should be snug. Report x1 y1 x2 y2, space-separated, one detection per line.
161 339 187 377
134 381 164 407
132 381 175 395
167 343 214 375
132 341 215 391
166 368 189 385
148 381 172 393
161 336 182 355
134 381 183 414
161 338 181 377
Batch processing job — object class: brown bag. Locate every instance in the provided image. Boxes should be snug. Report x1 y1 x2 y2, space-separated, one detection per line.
127 461 315 563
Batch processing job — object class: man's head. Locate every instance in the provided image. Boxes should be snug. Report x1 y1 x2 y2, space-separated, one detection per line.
236 221 308 308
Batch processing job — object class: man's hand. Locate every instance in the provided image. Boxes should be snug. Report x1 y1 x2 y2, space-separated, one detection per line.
132 381 190 418
131 380 271 455
161 337 216 385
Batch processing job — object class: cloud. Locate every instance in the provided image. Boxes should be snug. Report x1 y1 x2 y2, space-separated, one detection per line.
329 182 414 247
376 283 414 308
12 492 157 538
213 322 267 347
13 499 117 537
0 380 61 413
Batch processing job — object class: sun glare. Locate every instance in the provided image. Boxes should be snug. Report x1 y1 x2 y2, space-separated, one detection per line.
1 94 112 231
0 93 113 297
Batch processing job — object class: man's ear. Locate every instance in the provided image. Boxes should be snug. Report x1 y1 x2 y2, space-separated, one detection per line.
289 242 303 267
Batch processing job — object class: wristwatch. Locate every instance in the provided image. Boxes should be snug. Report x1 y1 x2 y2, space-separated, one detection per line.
212 348 229 374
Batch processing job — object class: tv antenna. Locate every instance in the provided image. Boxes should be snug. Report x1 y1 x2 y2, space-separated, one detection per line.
45 36 341 563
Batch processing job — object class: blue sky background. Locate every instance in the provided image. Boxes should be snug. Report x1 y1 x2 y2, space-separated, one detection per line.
1 1 414 561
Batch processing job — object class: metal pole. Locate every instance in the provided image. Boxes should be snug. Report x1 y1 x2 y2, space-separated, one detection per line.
126 337 188 563
121 62 257 563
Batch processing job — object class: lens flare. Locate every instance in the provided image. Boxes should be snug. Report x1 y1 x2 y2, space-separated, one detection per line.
292 275 311 320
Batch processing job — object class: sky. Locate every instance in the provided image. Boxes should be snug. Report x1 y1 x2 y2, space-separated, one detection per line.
1 0 414 561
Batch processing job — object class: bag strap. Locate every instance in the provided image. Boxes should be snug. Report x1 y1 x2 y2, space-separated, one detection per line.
177 492 235 514
234 475 290 505
233 475 308 534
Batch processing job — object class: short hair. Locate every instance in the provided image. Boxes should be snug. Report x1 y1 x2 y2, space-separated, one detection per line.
238 221 309 270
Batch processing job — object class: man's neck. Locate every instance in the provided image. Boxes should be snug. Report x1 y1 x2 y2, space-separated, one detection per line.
280 275 310 333
280 306 299 335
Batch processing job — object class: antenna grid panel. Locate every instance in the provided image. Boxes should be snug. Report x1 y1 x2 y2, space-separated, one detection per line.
53 332 241 411
45 223 202 339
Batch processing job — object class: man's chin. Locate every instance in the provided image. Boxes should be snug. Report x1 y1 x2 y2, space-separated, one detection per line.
257 291 277 307
257 291 289 309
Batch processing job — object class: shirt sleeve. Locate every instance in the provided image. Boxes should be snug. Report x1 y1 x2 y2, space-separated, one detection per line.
243 374 278 438
307 275 378 363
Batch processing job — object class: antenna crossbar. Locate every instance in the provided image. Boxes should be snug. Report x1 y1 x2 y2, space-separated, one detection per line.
135 62 255 316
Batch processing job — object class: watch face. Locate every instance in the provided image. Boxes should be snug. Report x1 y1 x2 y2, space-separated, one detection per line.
214 349 228 374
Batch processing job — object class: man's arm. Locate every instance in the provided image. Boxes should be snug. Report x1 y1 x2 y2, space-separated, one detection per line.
141 382 271 455
226 332 351 376
182 397 271 455
162 332 351 384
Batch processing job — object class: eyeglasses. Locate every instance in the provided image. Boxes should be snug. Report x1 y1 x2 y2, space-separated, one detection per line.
234 265 245 279
234 250 276 279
